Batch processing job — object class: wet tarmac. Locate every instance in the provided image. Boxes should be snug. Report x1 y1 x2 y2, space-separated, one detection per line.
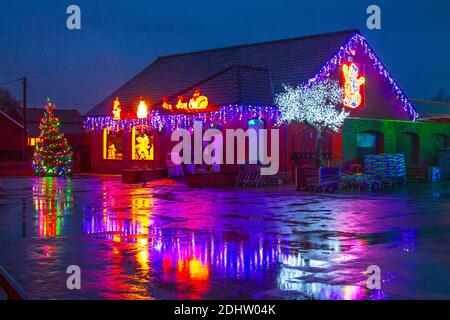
0 175 449 300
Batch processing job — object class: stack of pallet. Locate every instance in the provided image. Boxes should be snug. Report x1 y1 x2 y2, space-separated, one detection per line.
364 154 406 179
437 149 450 180
363 155 385 177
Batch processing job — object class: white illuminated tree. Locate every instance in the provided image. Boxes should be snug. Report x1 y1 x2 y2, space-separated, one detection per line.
275 79 349 168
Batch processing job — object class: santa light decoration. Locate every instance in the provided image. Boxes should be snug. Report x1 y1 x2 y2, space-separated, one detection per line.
188 89 209 110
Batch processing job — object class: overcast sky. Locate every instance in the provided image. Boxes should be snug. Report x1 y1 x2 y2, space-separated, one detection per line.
1 0 449 114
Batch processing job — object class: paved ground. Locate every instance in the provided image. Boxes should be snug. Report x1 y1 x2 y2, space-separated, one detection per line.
0 175 449 300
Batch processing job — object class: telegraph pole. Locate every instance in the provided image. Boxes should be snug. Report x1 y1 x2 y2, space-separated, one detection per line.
22 77 27 161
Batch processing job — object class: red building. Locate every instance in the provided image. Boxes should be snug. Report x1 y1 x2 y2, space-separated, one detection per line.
0 106 88 175
0 109 24 162
26 108 88 172
83 29 450 176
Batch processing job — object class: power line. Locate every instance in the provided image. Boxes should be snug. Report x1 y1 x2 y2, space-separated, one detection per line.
2 77 100 109
24 100 94 107
0 78 23 86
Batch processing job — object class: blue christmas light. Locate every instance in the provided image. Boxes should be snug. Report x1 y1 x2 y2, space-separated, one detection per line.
305 33 419 120
83 104 281 132
84 33 418 132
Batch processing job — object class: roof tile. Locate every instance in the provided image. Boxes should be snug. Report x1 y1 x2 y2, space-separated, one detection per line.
86 29 360 116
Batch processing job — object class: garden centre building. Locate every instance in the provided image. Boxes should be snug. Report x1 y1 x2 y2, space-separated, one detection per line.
83 29 450 178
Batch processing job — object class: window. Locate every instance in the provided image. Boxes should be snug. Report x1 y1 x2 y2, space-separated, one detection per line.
357 133 376 148
132 126 154 160
103 128 123 160
28 137 41 147
29 137 40 147
357 132 383 158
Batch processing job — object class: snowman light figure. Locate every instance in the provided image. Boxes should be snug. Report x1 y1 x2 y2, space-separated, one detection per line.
135 134 152 160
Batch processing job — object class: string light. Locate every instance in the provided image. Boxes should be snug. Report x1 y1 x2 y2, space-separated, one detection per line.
33 98 73 177
275 79 349 133
305 33 418 120
83 104 281 132
85 32 418 133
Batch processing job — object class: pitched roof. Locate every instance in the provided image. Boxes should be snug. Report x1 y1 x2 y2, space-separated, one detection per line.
0 109 24 129
412 99 450 120
86 29 360 117
166 65 274 106
26 108 84 135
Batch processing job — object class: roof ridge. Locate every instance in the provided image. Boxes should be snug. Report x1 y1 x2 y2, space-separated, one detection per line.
412 98 450 106
157 29 360 60
231 64 270 72
153 64 270 106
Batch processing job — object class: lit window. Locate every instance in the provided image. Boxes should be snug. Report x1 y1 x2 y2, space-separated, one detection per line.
357 133 376 148
103 128 123 160
357 132 383 157
28 137 38 146
132 126 154 160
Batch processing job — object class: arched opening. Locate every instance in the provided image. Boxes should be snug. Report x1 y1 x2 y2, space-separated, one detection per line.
431 133 449 151
357 130 384 158
431 133 449 165
398 132 420 166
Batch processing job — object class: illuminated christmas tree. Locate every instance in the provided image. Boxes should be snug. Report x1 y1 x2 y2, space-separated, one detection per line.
33 99 73 176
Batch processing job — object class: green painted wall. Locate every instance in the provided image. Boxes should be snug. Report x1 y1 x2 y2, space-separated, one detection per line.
343 118 450 168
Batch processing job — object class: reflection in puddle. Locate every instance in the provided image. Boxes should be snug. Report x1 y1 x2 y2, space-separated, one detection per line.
82 205 372 300
32 177 73 237
21 176 428 299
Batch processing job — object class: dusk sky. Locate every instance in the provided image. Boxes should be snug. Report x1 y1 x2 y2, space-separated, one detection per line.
1 0 449 114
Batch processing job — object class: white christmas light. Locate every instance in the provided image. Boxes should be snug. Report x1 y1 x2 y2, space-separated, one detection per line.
275 79 349 133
